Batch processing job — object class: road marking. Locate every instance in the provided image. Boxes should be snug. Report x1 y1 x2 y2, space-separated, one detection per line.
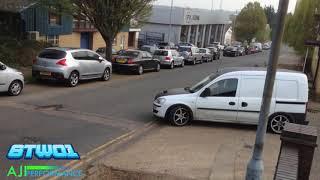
37 121 157 180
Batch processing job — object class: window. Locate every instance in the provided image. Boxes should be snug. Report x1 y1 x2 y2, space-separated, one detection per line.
39 49 66 59
72 51 88 60
49 12 61 25
87 51 100 60
46 35 59 46
209 78 238 97
146 52 152 58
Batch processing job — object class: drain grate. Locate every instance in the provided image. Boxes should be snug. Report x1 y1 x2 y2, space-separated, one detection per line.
307 109 320 114
22 136 41 144
35 104 63 110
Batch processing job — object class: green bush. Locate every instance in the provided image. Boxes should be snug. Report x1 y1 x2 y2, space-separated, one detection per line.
0 37 51 67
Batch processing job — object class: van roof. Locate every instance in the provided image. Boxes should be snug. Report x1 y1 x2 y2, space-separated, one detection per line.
217 67 306 77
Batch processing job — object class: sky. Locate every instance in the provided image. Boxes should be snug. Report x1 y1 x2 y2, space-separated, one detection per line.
154 0 298 13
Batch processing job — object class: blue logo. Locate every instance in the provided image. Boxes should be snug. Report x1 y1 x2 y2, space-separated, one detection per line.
7 144 80 160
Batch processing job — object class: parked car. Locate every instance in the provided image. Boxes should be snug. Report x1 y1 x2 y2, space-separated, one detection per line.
0 61 24 96
208 42 224 51
177 42 195 47
113 50 160 75
198 48 213 62
140 45 158 54
33 48 112 87
249 45 257 54
178 46 202 65
96 47 117 59
263 43 271 50
252 43 262 52
223 46 239 57
237 46 246 56
153 49 184 69
207 47 220 60
153 68 309 134
158 42 175 49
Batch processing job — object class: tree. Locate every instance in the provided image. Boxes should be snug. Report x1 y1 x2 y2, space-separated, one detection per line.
234 2 268 43
283 0 320 55
38 0 154 61
264 5 276 38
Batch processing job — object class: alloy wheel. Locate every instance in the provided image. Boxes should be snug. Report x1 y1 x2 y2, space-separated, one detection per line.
70 72 79 86
270 115 290 133
9 81 22 96
103 68 110 81
173 107 190 126
138 66 144 75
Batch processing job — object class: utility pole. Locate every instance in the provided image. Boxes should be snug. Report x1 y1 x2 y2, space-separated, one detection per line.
245 0 289 179
168 0 173 43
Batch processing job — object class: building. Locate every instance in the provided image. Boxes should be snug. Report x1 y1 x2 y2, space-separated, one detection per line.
0 1 140 51
140 5 233 47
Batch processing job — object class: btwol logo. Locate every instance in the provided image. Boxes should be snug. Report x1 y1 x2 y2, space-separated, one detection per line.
7 144 80 160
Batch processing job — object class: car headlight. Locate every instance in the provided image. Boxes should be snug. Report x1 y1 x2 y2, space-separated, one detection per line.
155 98 166 105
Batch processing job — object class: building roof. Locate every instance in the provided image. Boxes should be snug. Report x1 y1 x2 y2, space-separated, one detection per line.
147 5 234 25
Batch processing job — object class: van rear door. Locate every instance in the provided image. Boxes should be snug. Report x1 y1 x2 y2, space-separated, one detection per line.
237 76 276 124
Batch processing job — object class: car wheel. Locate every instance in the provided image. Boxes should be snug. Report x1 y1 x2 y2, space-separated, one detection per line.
180 60 185 67
8 80 23 96
168 105 192 126
68 71 79 87
170 62 174 69
101 68 111 81
199 59 203 64
137 65 144 75
268 114 291 134
193 59 196 65
155 63 161 72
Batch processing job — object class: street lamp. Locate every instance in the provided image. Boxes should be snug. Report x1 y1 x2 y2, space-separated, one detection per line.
245 0 289 179
168 0 173 43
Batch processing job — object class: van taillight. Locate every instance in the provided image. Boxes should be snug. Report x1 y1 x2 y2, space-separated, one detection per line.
165 56 171 60
56 58 67 66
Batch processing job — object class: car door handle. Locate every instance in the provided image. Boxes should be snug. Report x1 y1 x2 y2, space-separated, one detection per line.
242 102 248 107
229 102 236 106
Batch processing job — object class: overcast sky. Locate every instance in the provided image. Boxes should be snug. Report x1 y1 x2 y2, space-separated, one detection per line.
154 0 297 13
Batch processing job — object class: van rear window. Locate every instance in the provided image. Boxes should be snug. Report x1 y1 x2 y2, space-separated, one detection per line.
38 49 66 59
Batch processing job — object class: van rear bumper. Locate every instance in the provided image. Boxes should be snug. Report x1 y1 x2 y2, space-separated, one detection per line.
290 113 308 125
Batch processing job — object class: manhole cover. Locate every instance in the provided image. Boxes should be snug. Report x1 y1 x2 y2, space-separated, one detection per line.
35 104 63 110
22 137 41 144
307 109 320 114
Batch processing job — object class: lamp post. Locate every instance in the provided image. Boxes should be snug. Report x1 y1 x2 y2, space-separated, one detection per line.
245 0 289 179
168 0 173 43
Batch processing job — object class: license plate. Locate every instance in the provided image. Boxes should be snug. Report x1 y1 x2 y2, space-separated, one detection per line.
40 72 51 76
116 59 126 64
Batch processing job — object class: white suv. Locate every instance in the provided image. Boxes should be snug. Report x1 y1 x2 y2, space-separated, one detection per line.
0 61 24 96
153 68 309 134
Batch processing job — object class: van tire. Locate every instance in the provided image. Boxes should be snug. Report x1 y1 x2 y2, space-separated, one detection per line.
168 105 192 126
268 113 292 134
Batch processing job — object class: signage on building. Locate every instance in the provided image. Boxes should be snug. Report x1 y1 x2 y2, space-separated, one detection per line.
184 8 200 24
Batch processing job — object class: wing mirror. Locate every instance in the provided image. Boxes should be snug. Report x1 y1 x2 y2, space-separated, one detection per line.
98 56 104 62
0 64 6 70
200 88 211 97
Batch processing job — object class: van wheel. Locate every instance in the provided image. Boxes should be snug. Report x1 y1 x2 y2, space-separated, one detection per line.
168 105 191 126
268 113 291 134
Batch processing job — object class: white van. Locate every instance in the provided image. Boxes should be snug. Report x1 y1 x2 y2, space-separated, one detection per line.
153 68 309 133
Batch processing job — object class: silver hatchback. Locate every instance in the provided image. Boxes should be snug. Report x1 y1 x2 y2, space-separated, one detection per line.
32 48 112 87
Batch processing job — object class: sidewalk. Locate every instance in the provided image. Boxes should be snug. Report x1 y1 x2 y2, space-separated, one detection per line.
85 122 281 180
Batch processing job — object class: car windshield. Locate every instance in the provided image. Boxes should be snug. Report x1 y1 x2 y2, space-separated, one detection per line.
178 47 191 52
153 50 168 56
96 48 105 54
225 47 235 51
199 49 206 53
141 47 151 52
189 73 220 93
38 49 67 59
120 51 140 57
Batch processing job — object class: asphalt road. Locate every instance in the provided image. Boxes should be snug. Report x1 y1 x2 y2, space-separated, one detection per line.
0 51 269 178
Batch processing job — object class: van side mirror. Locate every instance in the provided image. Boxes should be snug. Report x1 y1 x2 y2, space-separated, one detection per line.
0 64 6 70
200 88 211 97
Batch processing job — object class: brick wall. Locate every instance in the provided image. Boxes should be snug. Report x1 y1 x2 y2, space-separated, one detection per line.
59 33 81 48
